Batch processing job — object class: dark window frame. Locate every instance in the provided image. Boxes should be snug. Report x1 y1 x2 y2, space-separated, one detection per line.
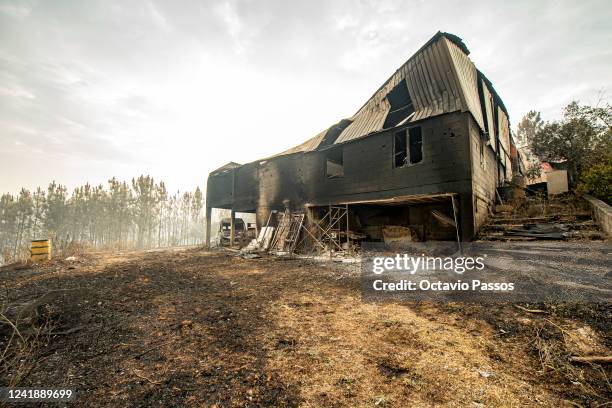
325 147 345 179
393 126 423 168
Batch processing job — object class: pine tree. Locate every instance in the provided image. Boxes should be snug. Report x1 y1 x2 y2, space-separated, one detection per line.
0 176 205 264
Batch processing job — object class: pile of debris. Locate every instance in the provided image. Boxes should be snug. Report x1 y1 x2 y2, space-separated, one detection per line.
478 196 604 241
240 206 366 259
240 210 305 256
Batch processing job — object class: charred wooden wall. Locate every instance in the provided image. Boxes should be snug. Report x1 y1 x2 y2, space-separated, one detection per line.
207 111 484 240
468 115 498 232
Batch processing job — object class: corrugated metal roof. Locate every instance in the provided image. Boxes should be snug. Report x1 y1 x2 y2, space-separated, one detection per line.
336 33 486 144
481 80 496 150
498 107 511 158
267 31 507 157
335 97 389 143
266 129 327 159
444 37 484 129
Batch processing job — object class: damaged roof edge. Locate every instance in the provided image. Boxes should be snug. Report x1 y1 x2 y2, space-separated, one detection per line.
210 161 242 176
477 69 509 119
207 110 462 178
258 32 471 163
352 31 470 115
207 31 510 175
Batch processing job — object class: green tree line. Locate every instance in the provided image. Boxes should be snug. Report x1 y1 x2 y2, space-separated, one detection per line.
0 175 204 264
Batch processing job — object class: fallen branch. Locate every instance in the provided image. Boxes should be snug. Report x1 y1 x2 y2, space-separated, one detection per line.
0 312 25 344
570 356 612 364
132 368 162 385
49 325 85 336
133 340 173 359
514 304 548 314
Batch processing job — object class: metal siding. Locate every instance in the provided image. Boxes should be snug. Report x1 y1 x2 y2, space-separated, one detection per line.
498 107 511 159
266 33 504 157
497 107 513 183
335 97 389 143
444 38 485 130
481 81 496 151
427 43 446 113
432 43 459 112
268 129 327 158
407 61 426 119
426 44 451 113
435 39 463 111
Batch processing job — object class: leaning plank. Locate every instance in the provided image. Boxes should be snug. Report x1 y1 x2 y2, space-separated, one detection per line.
514 304 548 314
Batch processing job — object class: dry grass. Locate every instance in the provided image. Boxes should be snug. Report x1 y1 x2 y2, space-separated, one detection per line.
0 249 609 407
512 193 590 219
265 294 554 407
0 306 53 387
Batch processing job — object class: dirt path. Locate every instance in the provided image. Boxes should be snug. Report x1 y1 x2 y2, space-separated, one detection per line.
1 248 609 407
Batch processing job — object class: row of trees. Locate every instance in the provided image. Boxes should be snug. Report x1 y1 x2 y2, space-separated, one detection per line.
0 175 205 264
516 101 611 203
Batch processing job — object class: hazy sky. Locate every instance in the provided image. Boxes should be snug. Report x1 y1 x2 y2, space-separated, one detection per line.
1 0 611 195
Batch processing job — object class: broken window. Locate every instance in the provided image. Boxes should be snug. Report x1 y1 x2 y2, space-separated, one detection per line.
409 127 422 164
394 127 422 168
326 148 344 178
394 130 408 167
383 80 415 129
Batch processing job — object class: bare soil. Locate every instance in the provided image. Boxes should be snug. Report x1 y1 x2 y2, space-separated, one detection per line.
1 247 610 407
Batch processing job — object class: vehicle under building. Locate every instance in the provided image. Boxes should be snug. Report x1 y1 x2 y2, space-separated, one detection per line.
205 32 516 252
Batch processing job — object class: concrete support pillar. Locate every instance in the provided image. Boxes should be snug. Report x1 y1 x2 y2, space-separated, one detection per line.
230 209 236 247
205 206 212 247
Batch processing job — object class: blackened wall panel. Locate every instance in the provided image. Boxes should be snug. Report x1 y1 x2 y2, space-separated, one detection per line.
207 111 479 238
233 162 258 211
314 112 472 204
206 172 233 209
469 115 498 232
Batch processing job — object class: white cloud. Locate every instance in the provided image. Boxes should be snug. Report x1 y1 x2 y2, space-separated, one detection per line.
0 0 611 195
0 2 31 19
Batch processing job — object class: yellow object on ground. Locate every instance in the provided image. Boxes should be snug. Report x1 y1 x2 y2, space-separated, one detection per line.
31 239 51 262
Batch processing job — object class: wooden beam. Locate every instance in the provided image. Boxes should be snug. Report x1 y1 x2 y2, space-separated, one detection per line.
451 195 462 252
205 206 212 247
230 210 236 247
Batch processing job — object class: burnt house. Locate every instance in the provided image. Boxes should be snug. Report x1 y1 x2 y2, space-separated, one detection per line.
205 32 514 246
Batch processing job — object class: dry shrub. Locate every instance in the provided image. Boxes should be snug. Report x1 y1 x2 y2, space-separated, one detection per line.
530 319 611 406
0 306 53 387
62 240 89 257
0 288 89 387
494 204 515 214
